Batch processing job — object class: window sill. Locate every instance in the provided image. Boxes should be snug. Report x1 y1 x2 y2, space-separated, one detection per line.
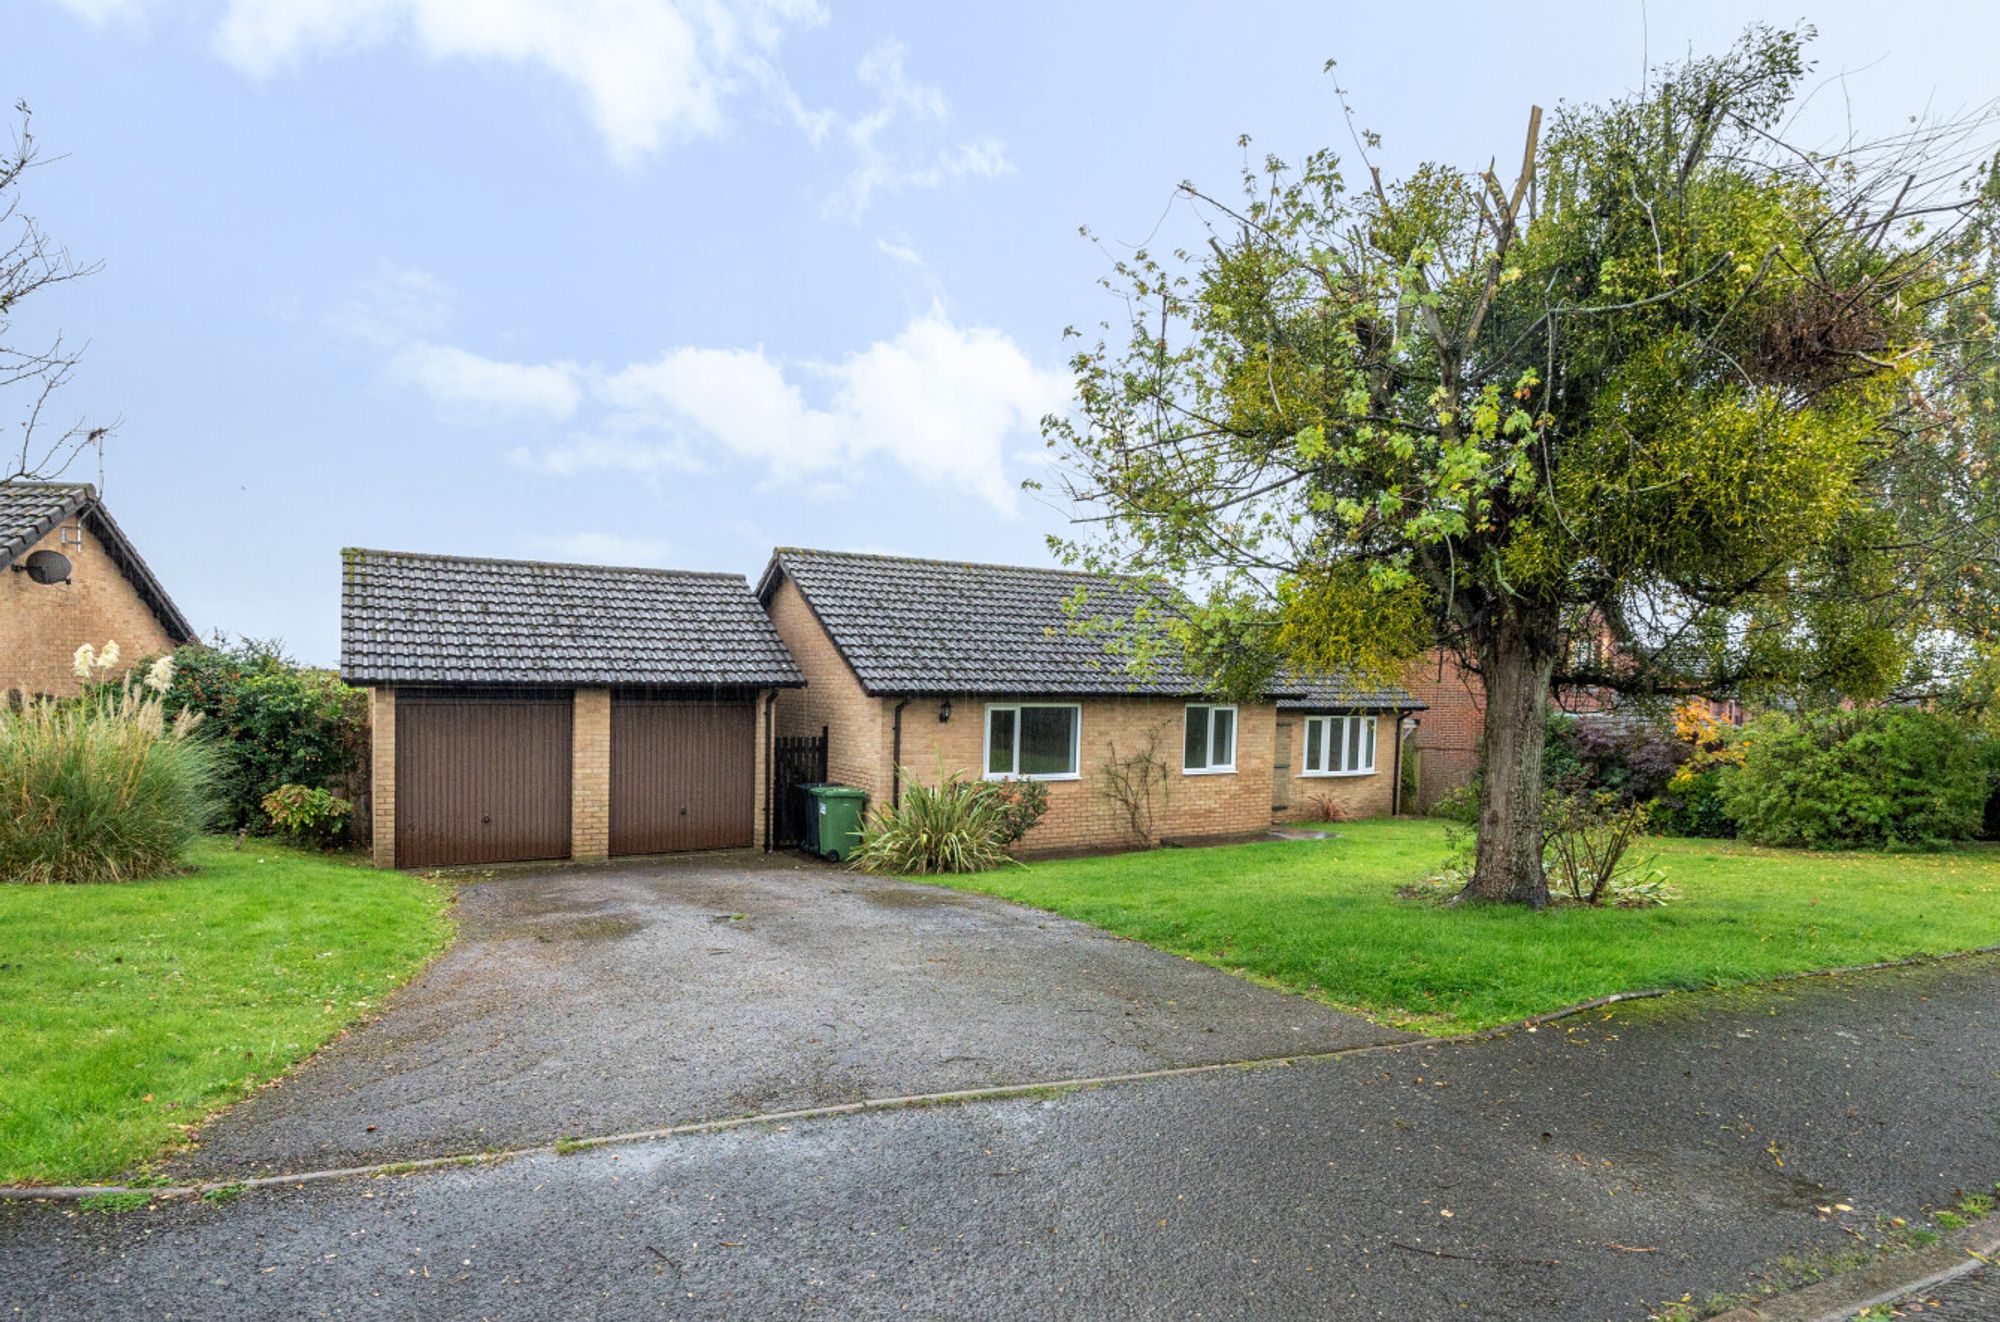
984 772 1082 783
1182 766 1237 776
1299 769 1376 778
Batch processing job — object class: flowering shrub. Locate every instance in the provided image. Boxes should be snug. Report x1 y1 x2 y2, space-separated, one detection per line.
970 778 1050 846
1 665 221 884
260 783 354 850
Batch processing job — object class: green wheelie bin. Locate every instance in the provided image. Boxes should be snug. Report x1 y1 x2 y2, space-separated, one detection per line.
806 784 868 862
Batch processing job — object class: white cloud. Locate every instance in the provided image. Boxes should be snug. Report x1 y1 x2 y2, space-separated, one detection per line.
49 0 156 24
390 341 582 419
818 39 1013 219
209 0 827 164
530 531 677 566
506 430 703 477
330 267 453 345
56 3 1010 212
583 307 1065 510
344 270 1062 508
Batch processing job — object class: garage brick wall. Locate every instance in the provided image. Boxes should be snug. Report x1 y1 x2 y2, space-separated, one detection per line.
370 686 397 868
1 520 179 699
572 688 611 859
894 696 1279 853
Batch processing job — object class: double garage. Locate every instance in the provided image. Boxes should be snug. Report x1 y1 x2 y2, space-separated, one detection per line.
390 689 760 868
341 549 805 870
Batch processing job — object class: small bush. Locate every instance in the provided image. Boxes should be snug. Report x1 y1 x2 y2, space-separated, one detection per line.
1542 790 1668 906
1302 792 1353 823
1724 708 1985 849
1431 782 1479 825
261 783 354 850
0 680 221 884
851 770 1018 875
972 778 1050 847
1652 764 1738 837
1553 714 1690 801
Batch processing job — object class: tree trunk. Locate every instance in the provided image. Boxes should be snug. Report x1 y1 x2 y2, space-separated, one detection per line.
1464 627 1557 907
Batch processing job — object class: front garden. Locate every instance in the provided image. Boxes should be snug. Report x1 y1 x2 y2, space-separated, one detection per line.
0 637 442 1185
925 818 2000 1034
0 836 449 1184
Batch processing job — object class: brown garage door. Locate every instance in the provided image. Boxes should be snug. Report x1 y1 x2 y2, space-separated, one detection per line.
396 689 573 868
610 694 755 855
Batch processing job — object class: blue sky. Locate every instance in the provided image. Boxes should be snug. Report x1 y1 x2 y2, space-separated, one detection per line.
9 1 1999 664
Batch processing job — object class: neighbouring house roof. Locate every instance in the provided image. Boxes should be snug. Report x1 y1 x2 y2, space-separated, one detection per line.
340 548 805 688
758 546 1313 700
1278 673 1426 713
0 481 196 643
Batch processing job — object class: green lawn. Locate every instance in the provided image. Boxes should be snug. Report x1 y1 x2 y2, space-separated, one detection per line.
0 838 451 1185
927 818 2000 1034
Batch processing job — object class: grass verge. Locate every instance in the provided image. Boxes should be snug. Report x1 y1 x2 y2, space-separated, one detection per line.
0 837 451 1184
923 818 2000 1033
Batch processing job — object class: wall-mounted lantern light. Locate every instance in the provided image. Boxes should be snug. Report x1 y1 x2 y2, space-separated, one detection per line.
938 698 953 723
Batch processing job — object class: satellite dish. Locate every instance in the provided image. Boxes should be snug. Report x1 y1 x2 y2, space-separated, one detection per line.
21 549 72 585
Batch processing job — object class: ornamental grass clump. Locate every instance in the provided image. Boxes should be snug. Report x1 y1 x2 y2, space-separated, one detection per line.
850 769 1025 875
1 651 221 884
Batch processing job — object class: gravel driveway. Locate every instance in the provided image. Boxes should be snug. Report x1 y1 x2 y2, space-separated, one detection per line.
175 850 1406 1176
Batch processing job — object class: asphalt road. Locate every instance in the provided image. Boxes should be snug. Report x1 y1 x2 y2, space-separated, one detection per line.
5 954 1996 1321
173 852 1407 1176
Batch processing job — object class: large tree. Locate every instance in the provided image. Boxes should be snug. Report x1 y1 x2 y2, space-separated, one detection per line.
1045 27 2000 906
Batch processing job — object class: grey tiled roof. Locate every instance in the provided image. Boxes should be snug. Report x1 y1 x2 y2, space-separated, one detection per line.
0 481 196 642
759 547 1298 698
1277 672 1425 712
0 482 88 564
340 548 805 688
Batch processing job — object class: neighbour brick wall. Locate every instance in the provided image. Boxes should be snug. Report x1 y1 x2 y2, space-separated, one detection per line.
896 696 1279 853
763 575 887 803
1403 651 1485 813
572 687 610 859
370 687 397 868
0 519 179 698
1274 712 1397 822
1402 647 1635 812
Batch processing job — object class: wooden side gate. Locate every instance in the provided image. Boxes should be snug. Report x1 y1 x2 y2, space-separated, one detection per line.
771 726 828 849
395 688 573 869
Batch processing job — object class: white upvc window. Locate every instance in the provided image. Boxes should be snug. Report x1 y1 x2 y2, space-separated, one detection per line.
984 703 1081 780
1183 703 1237 774
1302 714 1377 776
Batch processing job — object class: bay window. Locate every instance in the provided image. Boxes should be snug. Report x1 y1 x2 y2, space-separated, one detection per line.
1302 714 1377 775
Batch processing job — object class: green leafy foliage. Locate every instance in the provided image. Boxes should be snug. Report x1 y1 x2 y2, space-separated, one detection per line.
0 683 222 884
1044 24 2000 901
260 783 354 850
1650 766 1738 839
119 637 368 833
850 770 1021 875
1724 709 1987 849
